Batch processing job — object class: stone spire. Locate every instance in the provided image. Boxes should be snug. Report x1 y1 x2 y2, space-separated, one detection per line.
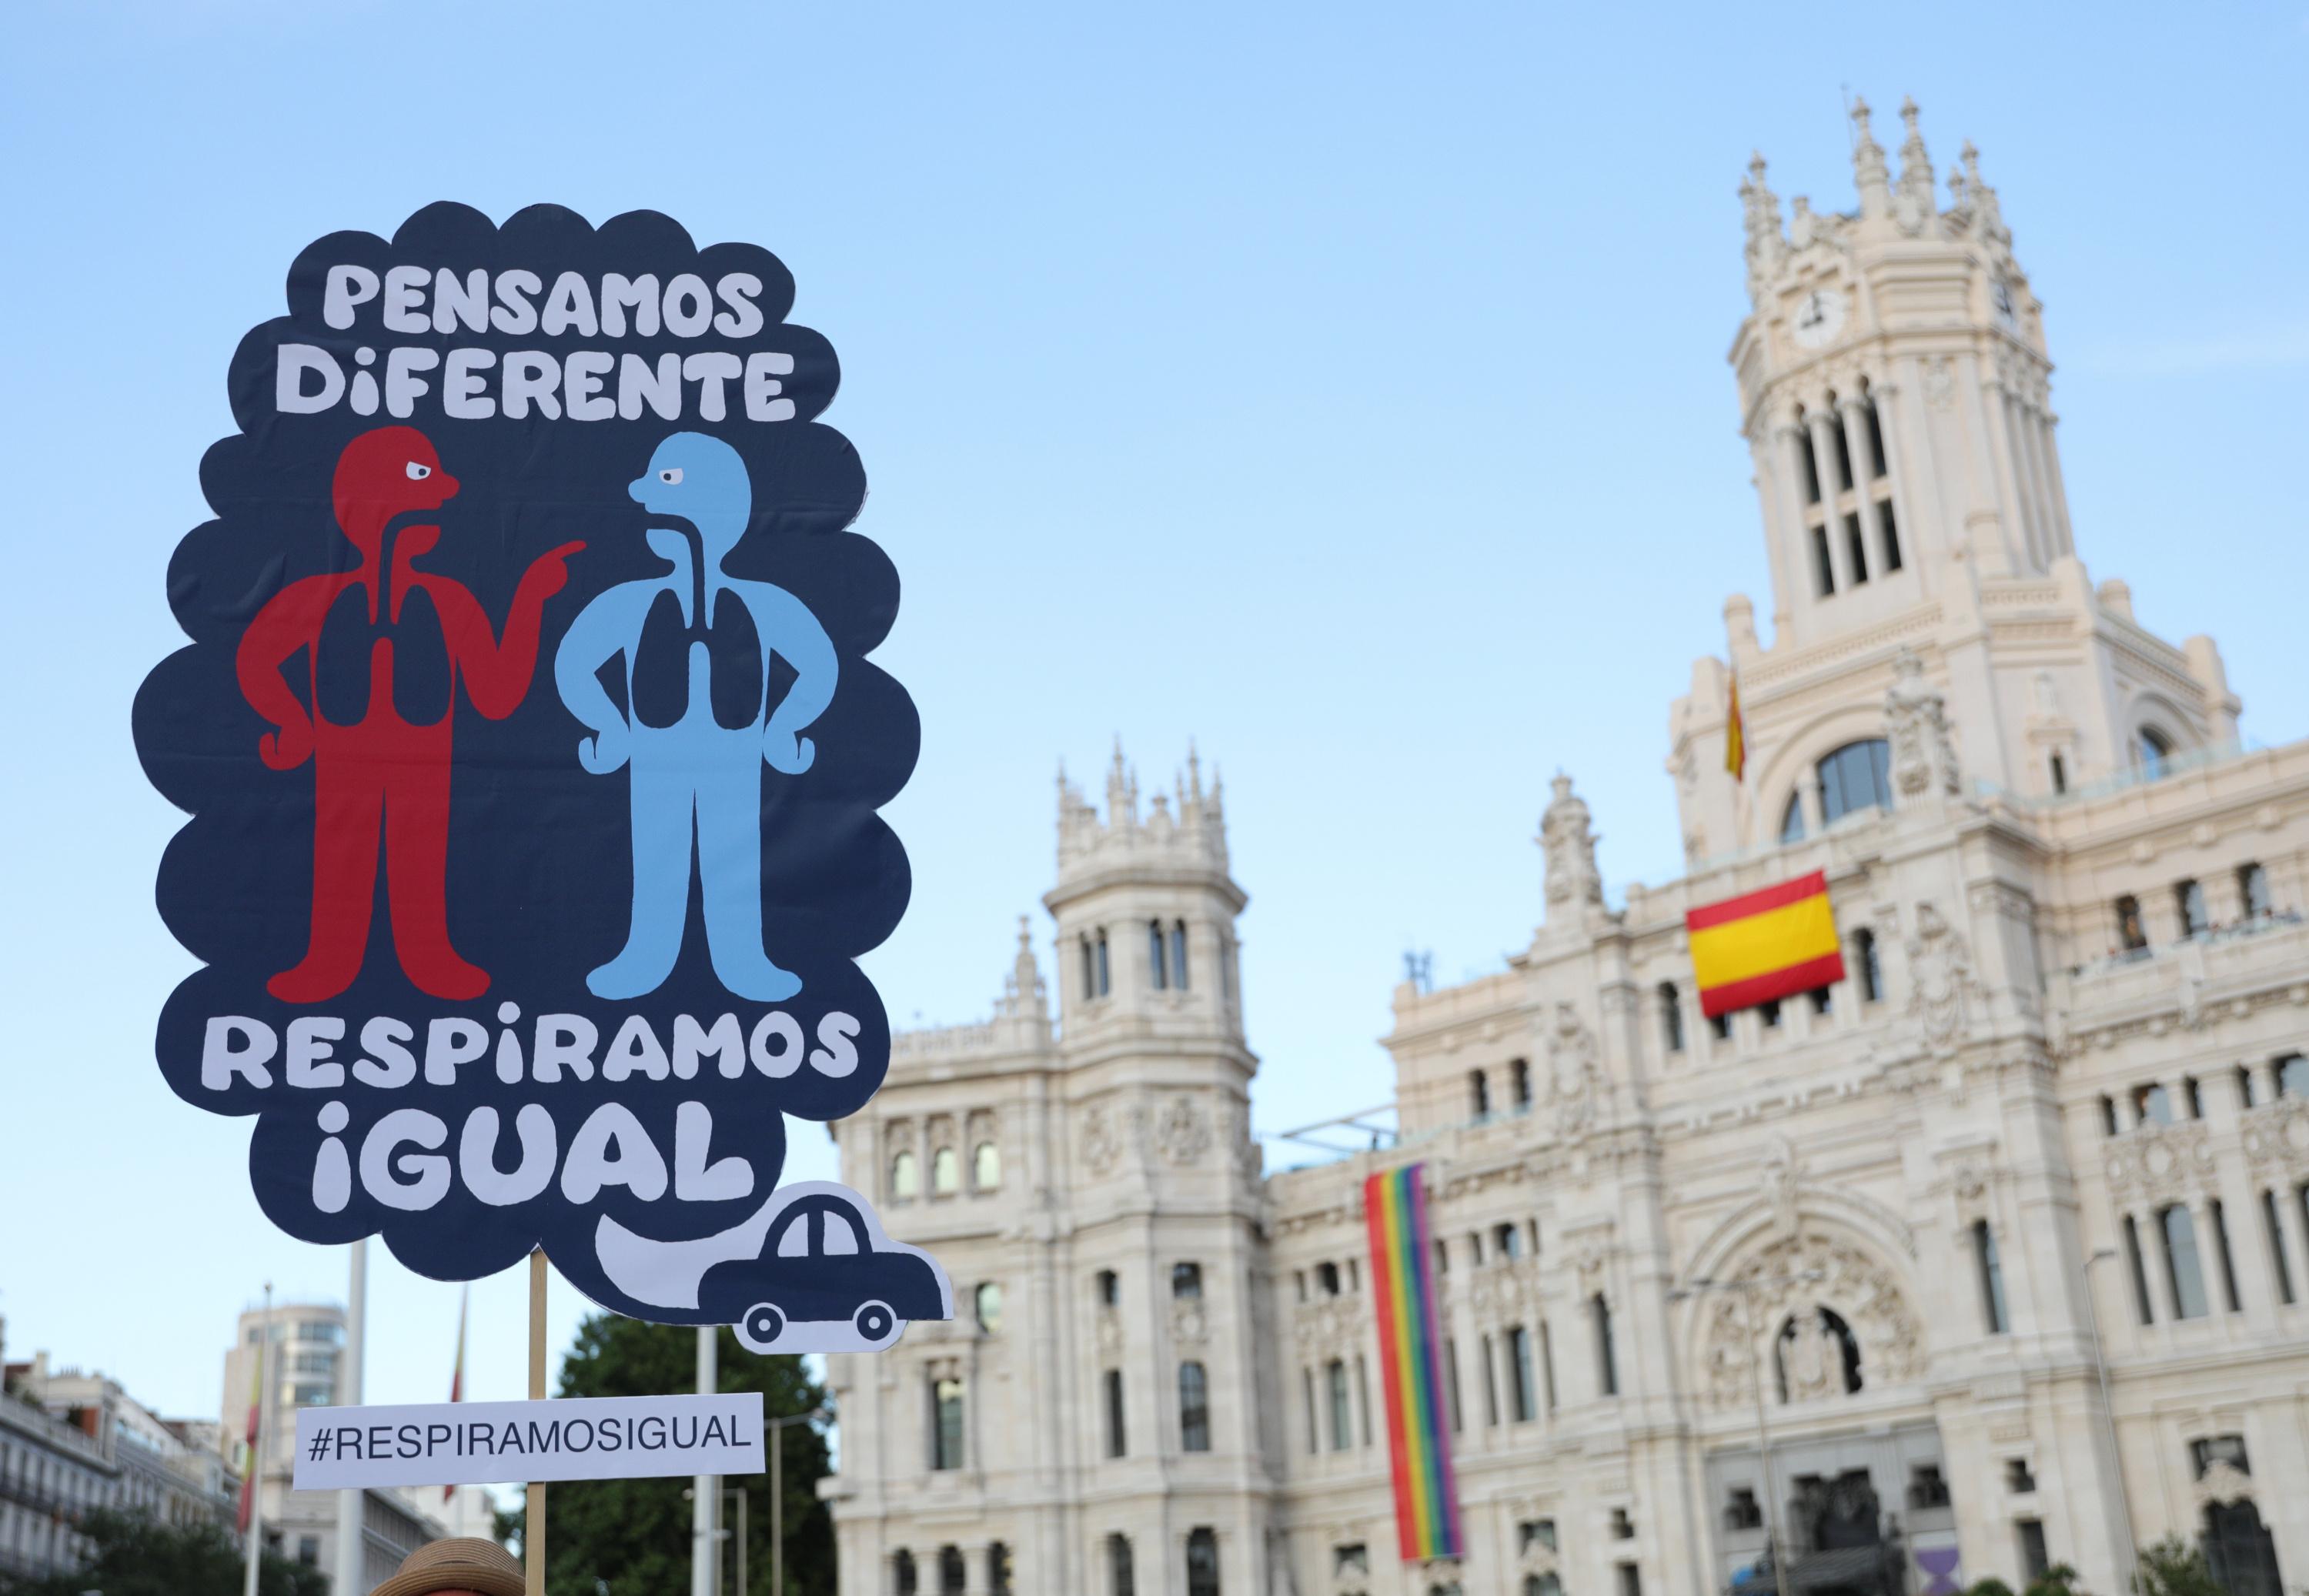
1001 914 1046 1020
1960 141 2007 247
1894 97 1936 232
1055 740 1231 875
1539 772 1604 914
1740 151 1786 294
1850 95 1892 219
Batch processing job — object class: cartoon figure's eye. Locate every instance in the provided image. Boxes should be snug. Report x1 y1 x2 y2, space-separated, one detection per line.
406 462 432 480
659 468 683 485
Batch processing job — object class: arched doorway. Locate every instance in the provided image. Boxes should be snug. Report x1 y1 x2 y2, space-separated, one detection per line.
2203 1499 2283 1596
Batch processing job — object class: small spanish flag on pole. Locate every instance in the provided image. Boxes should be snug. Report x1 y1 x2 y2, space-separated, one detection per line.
1686 870 1844 1017
1725 672 1746 781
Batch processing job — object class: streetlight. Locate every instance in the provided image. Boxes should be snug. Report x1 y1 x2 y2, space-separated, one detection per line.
767 1406 834 1596
2080 1247 2137 1587
1669 1271 1824 1596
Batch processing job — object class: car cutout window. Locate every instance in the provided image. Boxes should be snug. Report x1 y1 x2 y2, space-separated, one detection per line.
823 1211 861 1256
775 1211 810 1259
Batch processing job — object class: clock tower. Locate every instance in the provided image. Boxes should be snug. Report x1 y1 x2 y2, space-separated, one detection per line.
1670 98 2241 858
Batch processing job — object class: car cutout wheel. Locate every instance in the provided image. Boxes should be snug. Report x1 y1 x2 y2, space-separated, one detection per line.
737 1302 784 1354
852 1300 899 1347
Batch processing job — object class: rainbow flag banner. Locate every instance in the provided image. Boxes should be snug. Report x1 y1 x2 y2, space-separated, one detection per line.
1686 868 1846 1018
1364 1163 1462 1563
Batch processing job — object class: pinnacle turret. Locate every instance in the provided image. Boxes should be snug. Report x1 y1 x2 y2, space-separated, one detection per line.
1849 96 1892 219
1895 96 1936 221
1055 740 1231 876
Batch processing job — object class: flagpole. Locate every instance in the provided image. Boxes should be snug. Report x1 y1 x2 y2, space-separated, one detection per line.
244 1281 272 1596
336 1238 367 1596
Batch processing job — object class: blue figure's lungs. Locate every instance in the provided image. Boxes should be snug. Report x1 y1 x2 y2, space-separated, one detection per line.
315 582 450 726
630 589 766 732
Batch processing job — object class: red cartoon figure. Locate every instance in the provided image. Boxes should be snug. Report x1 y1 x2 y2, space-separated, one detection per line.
236 425 583 1003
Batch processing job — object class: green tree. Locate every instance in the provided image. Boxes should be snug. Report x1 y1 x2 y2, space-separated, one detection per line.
0 1508 328 1596
2133 1537 2224 1596
1965 1580 2017 1596
499 1316 834 1595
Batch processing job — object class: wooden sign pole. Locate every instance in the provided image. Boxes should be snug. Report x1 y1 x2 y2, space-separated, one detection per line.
526 1249 548 1596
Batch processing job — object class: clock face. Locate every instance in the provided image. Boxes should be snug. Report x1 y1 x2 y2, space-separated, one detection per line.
1791 285 1846 349
1992 278 2019 331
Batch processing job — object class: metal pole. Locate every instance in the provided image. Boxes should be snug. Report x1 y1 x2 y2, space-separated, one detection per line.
727 1485 748 1596
770 1414 784 1596
244 1283 272 1596
2082 1251 2137 1588
693 1326 719 1596
526 1250 548 1596
1737 1286 1794 1596
335 1238 367 1596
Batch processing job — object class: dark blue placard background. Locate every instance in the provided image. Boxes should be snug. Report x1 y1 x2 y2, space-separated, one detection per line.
131 203 917 1321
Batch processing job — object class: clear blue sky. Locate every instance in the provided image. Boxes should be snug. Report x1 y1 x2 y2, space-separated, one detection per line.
3 0 2303 1431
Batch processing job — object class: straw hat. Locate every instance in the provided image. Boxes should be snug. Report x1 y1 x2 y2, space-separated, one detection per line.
371 1537 527 1596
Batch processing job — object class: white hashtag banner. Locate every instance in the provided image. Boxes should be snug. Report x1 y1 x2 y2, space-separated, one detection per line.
292 1393 767 1489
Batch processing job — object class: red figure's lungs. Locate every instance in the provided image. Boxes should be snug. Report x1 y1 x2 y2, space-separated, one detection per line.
314 581 453 726
630 589 765 731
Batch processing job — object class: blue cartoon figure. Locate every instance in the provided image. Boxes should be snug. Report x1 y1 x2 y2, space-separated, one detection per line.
554 432 837 1001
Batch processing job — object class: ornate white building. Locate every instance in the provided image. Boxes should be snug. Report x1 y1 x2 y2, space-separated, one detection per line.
824 99 2309 1596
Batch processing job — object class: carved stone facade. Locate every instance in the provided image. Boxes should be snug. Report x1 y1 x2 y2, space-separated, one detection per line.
828 102 2309 1596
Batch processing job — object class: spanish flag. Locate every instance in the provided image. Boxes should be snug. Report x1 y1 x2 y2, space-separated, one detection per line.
1686 870 1843 1017
1726 673 1746 781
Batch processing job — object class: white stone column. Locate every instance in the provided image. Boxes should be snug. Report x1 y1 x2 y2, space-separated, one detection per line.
2037 408 2076 557
1807 409 1854 589
1840 396 1890 580
2140 1207 2182 1324
1870 382 1917 572
1999 388 2045 569
1777 421 1828 603
2017 398 2062 572
2273 1180 2309 1307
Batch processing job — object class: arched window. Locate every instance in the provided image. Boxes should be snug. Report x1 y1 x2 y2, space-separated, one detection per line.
1816 739 1893 826
931 1377 965 1470
1326 1360 1352 1451
894 1550 917 1596
1106 1534 1135 1596
973 1141 1001 1192
1185 1528 1221 1596
1171 920 1190 990
1657 983 1684 1053
1150 920 1169 990
938 1546 966 1595
1104 1368 1127 1457
1097 1269 1120 1307
1178 1361 1211 1452
1591 1294 1619 1396
1526 1578 1563 1596
1796 408 1823 504
2136 726 2173 780
890 1150 919 1202
974 1281 1003 1332
931 1147 961 1197
1080 935 1096 1001
1471 1070 1492 1120
1509 1058 1532 1110
1095 929 1111 996
1172 1261 1203 1299
988 1544 1013 1596
1853 928 1882 1003
1773 1307 1863 1401
2115 894 2147 951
